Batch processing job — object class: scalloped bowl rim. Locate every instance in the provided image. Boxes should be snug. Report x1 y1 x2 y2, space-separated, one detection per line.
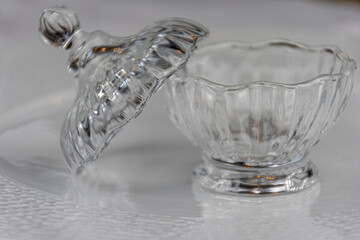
178 39 357 91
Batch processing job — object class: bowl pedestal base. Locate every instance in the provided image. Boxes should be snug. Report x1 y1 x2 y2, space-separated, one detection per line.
193 155 318 195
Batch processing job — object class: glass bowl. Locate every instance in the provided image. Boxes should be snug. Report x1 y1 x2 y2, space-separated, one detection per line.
162 39 357 195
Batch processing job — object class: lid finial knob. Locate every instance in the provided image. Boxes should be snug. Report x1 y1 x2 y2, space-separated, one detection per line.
39 6 80 47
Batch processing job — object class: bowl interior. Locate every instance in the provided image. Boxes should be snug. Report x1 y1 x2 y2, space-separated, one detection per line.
185 41 346 85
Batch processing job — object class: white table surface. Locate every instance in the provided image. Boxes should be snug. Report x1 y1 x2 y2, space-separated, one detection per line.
0 0 359 239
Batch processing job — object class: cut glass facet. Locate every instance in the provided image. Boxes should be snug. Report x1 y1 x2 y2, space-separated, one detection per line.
39 6 209 172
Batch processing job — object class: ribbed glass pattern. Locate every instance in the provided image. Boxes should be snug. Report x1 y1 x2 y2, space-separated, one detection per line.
40 7 209 172
163 40 356 168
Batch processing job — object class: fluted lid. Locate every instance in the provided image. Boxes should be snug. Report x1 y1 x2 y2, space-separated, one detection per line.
39 6 209 173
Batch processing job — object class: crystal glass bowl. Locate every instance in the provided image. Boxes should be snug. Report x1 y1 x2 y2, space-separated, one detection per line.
162 40 356 195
